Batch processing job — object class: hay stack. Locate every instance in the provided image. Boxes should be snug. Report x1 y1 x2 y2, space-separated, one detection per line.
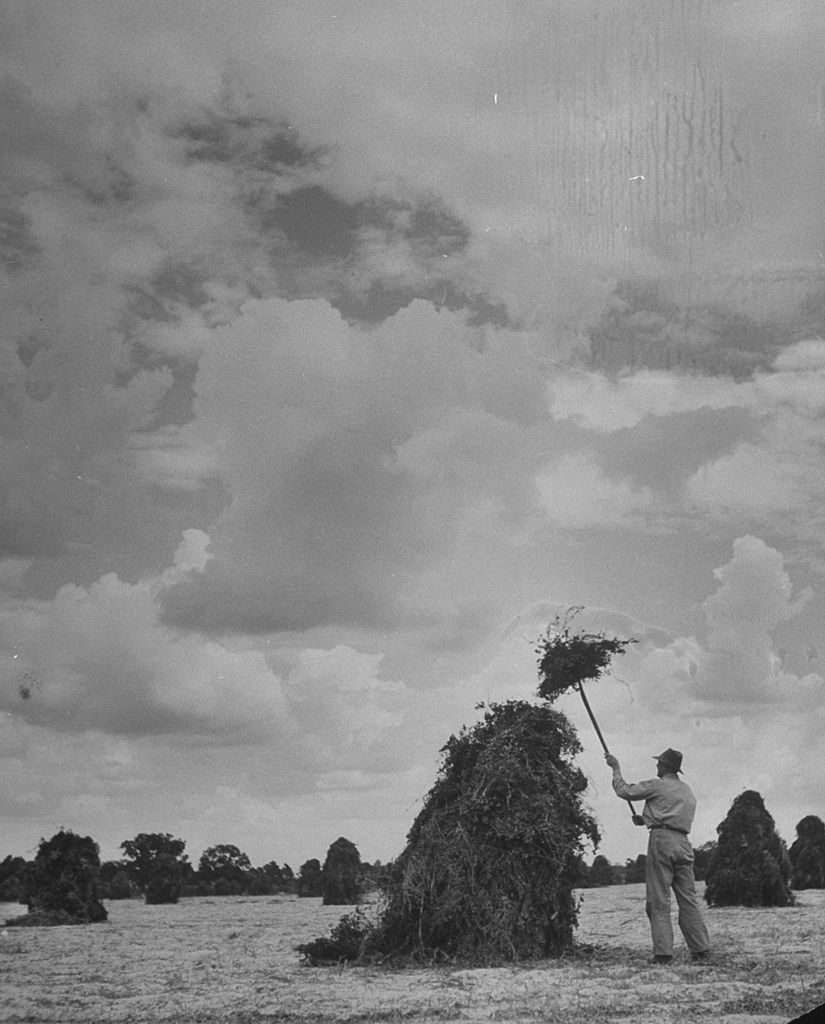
322 837 362 905
367 700 599 961
9 830 107 927
704 790 794 907
789 815 825 890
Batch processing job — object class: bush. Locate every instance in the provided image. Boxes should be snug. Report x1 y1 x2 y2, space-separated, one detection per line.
13 830 107 926
705 791 794 907
297 908 373 964
789 815 825 890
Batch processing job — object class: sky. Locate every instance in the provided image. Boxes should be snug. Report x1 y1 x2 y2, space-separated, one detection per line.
1 0 824 873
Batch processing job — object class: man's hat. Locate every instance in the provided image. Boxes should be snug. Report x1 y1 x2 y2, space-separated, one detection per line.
653 748 683 773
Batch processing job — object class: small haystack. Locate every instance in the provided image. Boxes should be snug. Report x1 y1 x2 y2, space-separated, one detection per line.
789 815 825 890
8 829 107 927
704 790 794 907
322 837 362 905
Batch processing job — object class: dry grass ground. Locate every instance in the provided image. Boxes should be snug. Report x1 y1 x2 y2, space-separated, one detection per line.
1 883 823 1024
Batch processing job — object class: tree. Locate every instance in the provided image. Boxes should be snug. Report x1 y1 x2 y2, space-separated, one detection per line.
692 841 716 882
145 853 186 905
99 860 138 900
10 830 107 926
704 790 794 907
322 837 362 905
109 870 138 900
624 854 647 884
121 833 188 903
260 861 288 891
587 854 615 887
789 815 825 890
297 858 324 897
0 855 28 902
198 844 251 887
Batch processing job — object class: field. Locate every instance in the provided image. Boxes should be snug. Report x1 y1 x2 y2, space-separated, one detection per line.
1 884 823 1024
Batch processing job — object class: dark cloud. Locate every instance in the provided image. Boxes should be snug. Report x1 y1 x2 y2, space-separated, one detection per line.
587 279 783 377
173 110 319 170
248 182 511 326
271 185 362 258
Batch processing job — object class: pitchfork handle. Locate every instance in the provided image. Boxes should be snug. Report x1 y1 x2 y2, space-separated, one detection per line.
576 681 639 818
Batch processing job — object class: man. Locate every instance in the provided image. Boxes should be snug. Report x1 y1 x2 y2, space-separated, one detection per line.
604 747 710 964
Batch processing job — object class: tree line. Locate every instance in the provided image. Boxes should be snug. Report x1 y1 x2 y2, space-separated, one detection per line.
2 796 822 933
1 831 382 925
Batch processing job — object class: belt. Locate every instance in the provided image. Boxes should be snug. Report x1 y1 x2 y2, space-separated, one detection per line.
648 823 689 835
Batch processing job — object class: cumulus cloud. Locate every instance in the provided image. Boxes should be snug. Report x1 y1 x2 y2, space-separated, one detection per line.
691 535 814 706
542 344 825 549
0 544 281 740
547 369 753 433
535 452 656 528
160 298 549 633
0 532 410 767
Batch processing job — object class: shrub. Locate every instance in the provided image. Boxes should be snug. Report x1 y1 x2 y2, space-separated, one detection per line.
297 908 373 964
789 815 825 890
704 790 794 907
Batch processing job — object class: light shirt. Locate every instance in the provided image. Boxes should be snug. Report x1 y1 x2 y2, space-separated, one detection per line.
611 770 697 833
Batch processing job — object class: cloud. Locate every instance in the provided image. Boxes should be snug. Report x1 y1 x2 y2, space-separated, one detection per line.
0 534 283 739
160 297 548 633
535 453 655 529
547 369 753 433
691 535 813 706
0 530 387 751
543 343 825 550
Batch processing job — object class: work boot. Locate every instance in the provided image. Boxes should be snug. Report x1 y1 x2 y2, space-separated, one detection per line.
652 954 673 964
691 951 710 963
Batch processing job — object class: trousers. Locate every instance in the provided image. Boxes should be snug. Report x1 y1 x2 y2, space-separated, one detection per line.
645 828 710 956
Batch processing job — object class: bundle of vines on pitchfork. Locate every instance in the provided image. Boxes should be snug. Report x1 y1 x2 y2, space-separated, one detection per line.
535 607 636 702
